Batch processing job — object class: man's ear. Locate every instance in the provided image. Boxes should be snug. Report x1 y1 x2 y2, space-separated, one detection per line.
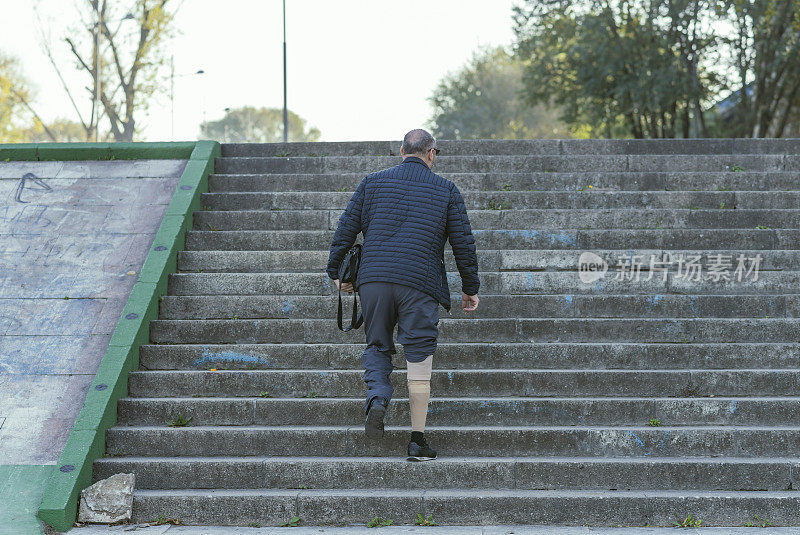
399 146 405 157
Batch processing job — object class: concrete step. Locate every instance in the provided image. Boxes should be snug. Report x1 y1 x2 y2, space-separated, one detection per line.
105 425 800 457
220 138 800 156
126 369 800 398
116 396 800 427
149 317 800 344
201 190 794 210
213 154 790 174
208 171 800 193
158 294 800 320
126 487 800 526
192 208 800 231
139 342 800 371
176 249 800 272
94 455 798 491
165 271 800 298
183 228 800 251
148 317 800 344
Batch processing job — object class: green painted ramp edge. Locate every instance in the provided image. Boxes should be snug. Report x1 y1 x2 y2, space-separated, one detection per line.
0 141 196 161
31 140 221 531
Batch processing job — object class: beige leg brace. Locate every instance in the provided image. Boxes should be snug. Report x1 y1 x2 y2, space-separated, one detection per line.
407 355 433 432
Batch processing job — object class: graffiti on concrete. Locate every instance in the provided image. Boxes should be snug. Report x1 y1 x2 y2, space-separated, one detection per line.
0 159 187 464
14 173 52 204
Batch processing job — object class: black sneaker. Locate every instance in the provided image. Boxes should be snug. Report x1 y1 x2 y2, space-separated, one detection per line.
364 396 388 439
407 433 437 461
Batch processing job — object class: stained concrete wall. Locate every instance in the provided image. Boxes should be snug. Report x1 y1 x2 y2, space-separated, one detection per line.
0 159 187 465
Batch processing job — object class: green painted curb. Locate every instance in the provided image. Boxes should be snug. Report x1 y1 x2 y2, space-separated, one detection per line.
32 141 220 531
0 141 196 161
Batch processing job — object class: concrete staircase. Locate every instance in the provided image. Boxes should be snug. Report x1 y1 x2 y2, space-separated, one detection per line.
96 139 800 527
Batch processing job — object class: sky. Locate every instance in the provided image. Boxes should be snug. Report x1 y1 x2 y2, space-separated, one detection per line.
0 1 518 142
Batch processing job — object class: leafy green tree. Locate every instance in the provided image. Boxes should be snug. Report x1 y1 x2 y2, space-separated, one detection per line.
0 53 34 142
513 0 800 138
513 0 722 138
427 46 570 139
199 106 321 143
1 52 92 142
719 0 800 137
22 118 91 142
36 0 180 141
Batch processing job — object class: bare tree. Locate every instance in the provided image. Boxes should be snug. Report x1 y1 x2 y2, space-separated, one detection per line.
35 0 180 141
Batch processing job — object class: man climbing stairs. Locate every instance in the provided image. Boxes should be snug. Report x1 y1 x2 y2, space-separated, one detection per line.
95 139 800 526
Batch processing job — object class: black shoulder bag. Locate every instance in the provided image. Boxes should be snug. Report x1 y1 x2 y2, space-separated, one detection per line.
337 243 364 331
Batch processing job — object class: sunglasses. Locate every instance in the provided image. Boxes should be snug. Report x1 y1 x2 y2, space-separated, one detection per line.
429 147 441 155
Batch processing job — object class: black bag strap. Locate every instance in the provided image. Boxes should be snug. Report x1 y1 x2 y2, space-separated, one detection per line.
337 251 363 332
337 286 363 332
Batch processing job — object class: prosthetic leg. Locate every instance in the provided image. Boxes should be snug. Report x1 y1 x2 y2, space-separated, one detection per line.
406 354 437 460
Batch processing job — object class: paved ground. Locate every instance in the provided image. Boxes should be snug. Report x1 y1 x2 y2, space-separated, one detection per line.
0 159 187 535
67 525 800 534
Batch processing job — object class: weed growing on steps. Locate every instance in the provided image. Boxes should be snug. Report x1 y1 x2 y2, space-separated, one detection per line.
367 516 394 527
248 523 261 528
648 418 661 427
487 197 512 210
276 152 290 157
304 391 319 398
204 222 218 231
151 515 182 526
731 165 744 172
756 225 770 229
280 516 301 527
744 515 773 527
168 414 193 427
414 513 438 526
259 391 272 398
673 514 702 528
502 183 512 191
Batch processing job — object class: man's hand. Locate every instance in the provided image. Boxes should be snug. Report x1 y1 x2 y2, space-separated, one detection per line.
335 279 354 294
462 293 479 313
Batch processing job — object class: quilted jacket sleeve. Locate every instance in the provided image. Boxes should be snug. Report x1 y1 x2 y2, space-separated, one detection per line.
326 177 366 279
446 183 480 295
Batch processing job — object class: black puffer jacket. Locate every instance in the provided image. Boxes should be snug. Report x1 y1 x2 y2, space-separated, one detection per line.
325 156 480 311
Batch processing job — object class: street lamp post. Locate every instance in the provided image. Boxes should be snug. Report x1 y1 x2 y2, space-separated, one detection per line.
283 0 288 143
169 60 205 140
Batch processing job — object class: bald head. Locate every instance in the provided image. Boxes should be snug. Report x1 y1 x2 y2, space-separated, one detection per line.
401 129 436 156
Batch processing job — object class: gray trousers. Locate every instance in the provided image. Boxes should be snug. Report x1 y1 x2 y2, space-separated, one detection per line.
357 281 440 415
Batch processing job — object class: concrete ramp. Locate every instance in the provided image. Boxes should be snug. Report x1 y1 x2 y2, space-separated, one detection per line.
0 159 186 465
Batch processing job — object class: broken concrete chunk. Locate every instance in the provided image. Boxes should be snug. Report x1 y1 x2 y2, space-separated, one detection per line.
77 472 135 524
